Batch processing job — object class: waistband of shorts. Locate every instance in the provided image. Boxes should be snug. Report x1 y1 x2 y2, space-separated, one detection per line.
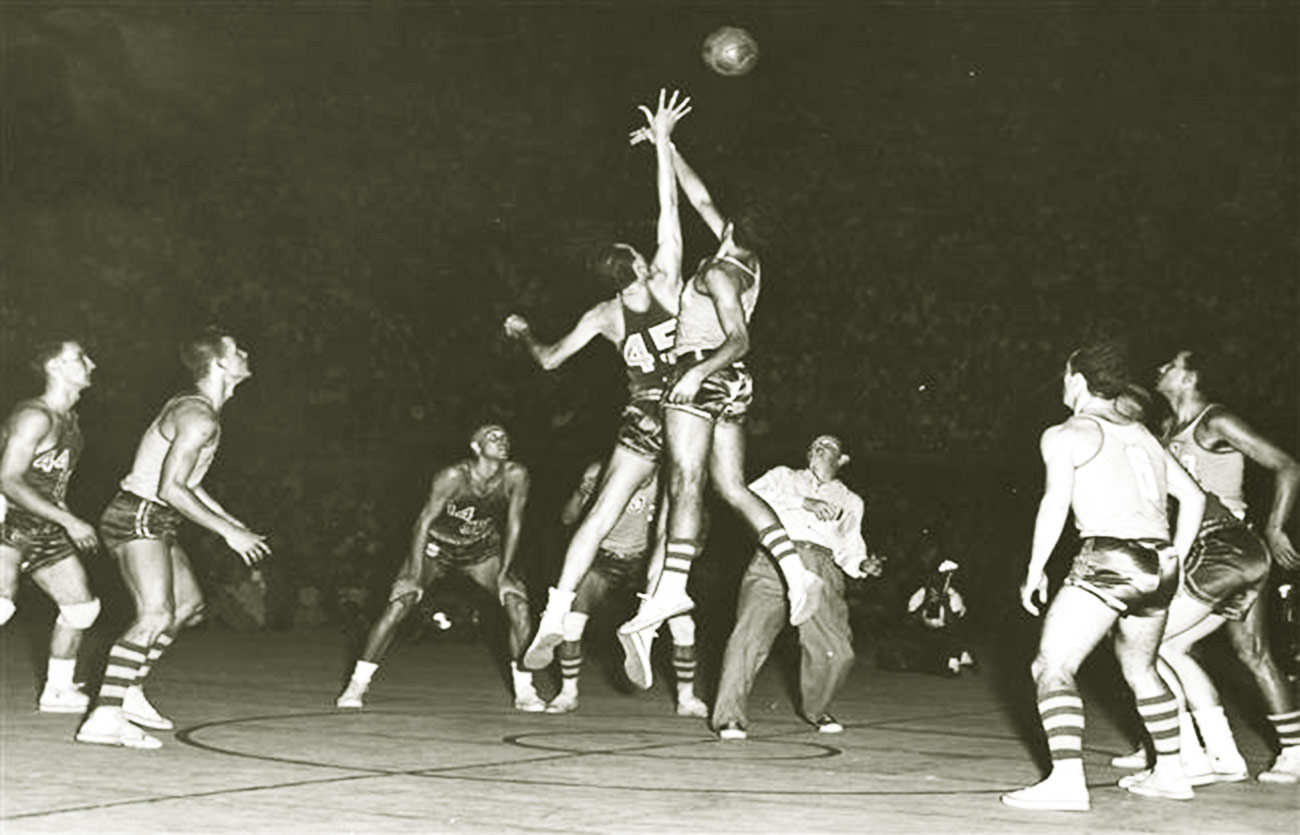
1199 515 1250 536
113 489 163 506
673 347 745 367
793 541 835 558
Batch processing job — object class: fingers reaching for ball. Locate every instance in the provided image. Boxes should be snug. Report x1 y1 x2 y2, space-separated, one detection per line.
637 88 692 144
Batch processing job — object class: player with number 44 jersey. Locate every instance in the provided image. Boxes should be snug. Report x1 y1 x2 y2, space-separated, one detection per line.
504 89 692 671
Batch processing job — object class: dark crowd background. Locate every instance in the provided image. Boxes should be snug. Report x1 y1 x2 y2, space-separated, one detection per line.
1 4 1296 683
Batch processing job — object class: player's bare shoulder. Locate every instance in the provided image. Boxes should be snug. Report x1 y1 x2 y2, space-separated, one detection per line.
503 461 530 494
589 296 627 341
4 401 55 443
1043 415 1100 452
430 461 470 495
1196 404 1248 447
163 396 220 442
698 257 749 298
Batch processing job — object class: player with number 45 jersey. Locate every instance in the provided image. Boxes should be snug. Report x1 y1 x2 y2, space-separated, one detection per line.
503 89 691 671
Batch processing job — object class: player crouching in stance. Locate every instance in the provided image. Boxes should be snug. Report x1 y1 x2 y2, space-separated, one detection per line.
0 340 102 714
336 425 543 711
78 328 270 749
1002 341 1205 811
547 461 707 717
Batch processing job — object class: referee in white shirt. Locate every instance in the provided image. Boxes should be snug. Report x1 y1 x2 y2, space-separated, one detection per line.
711 435 883 739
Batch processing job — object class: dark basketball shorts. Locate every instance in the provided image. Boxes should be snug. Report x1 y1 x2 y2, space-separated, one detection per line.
99 491 184 553
0 508 78 574
591 547 648 587
1182 521 1269 621
617 391 665 460
665 353 753 424
424 534 502 569
404 535 521 604
574 547 648 612
1065 536 1178 617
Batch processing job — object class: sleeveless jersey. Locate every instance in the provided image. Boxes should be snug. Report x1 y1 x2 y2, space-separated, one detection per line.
1072 416 1170 541
1166 405 1247 519
120 394 221 503
674 249 761 356
601 475 658 555
428 463 509 547
619 294 676 395
2 401 82 508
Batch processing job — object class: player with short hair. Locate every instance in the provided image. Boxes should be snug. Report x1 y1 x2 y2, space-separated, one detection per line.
1002 340 1205 811
0 339 102 714
505 89 691 671
336 424 541 711
1111 348 1300 784
77 327 270 749
616 125 822 685
547 460 706 716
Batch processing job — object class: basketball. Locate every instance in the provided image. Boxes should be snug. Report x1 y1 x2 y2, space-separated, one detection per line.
702 26 759 77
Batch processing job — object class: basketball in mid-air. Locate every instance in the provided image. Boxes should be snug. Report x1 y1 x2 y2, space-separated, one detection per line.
702 26 759 77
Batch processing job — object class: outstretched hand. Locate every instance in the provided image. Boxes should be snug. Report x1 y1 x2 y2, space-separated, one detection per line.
635 88 691 146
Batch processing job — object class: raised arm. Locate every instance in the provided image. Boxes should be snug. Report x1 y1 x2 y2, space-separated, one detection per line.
669 143 726 240
639 89 690 293
503 300 617 371
0 407 96 550
1206 409 1300 569
158 402 268 565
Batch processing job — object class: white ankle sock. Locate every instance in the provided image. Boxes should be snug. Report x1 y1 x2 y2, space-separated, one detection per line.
46 657 76 688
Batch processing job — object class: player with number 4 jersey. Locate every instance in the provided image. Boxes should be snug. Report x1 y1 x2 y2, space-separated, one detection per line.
503 89 691 670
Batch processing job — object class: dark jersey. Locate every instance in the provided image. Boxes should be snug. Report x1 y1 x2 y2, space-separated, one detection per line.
619 294 676 395
2 401 83 512
427 463 510 548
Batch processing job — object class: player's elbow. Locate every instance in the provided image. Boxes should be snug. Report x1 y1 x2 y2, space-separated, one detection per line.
157 481 186 506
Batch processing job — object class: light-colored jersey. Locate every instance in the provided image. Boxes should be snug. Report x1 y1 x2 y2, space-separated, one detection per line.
673 249 760 356
120 394 220 503
602 474 658 555
1166 405 1246 519
1072 416 1169 541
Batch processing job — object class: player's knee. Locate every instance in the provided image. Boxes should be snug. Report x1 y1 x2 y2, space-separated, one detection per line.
174 599 205 629
135 610 173 642
1030 652 1073 685
0 597 15 625
56 598 101 630
669 465 706 498
388 592 420 615
178 602 207 629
